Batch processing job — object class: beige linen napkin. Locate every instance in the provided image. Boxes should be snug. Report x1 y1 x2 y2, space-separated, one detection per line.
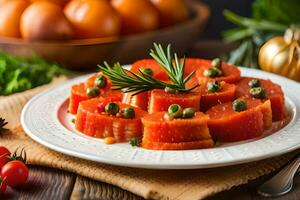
0 77 296 200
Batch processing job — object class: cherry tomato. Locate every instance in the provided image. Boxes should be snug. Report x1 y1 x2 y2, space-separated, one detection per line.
0 147 10 157
0 155 8 169
0 176 7 193
1 160 28 187
0 146 10 169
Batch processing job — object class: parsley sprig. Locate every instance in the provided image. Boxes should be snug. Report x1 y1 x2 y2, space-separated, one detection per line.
0 52 66 95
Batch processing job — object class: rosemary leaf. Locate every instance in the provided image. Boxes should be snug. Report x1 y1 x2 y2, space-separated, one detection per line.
99 43 199 95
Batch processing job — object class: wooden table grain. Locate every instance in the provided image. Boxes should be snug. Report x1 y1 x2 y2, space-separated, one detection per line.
2 166 300 200
4 40 299 200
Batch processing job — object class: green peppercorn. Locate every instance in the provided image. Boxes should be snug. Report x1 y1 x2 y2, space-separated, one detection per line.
182 107 196 118
232 100 247 112
105 102 119 115
86 87 100 98
250 87 266 99
211 58 222 68
168 104 183 118
164 86 177 93
142 68 153 76
203 67 222 78
248 79 261 88
207 81 221 93
121 107 135 118
95 75 107 88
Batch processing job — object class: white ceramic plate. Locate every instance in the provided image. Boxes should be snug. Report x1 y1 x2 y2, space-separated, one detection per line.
21 68 300 169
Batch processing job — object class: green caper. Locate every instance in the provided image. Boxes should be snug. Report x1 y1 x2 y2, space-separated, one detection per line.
250 87 266 99
86 87 100 98
248 79 261 88
121 107 135 118
95 75 107 88
182 107 196 118
203 67 222 78
211 58 222 68
207 81 221 93
105 102 119 115
164 86 177 93
232 100 247 112
142 68 153 76
167 104 183 118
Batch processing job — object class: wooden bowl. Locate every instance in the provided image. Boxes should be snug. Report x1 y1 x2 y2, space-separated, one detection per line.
0 0 210 70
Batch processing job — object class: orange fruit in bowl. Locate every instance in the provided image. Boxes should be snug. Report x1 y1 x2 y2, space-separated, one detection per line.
111 0 160 34
0 0 29 38
0 0 9 6
20 1 74 40
64 0 121 39
30 0 69 7
150 0 189 27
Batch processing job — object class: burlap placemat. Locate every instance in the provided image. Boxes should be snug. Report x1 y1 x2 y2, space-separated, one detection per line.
0 77 296 200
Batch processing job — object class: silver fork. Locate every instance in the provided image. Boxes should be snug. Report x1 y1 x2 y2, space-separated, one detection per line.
257 154 300 197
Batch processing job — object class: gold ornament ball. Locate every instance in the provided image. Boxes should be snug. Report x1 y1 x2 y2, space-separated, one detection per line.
259 27 300 81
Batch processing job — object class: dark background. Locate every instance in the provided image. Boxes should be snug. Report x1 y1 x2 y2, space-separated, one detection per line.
200 0 253 38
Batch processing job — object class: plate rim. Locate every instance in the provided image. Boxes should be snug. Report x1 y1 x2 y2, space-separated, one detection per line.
21 68 300 169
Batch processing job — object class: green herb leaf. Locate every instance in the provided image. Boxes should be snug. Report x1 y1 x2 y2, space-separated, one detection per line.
129 137 140 147
252 0 300 25
222 7 289 68
150 43 192 89
223 10 287 32
0 52 66 95
98 43 199 95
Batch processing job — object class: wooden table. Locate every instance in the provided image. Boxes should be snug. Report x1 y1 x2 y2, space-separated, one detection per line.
2 165 300 200
3 40 300 200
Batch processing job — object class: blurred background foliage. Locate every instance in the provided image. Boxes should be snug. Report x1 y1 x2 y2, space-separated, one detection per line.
200 0 300 68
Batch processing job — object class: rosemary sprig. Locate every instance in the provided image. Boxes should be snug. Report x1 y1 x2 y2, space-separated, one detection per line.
98 43 199 95
150 43 195 89
99 62 166 95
